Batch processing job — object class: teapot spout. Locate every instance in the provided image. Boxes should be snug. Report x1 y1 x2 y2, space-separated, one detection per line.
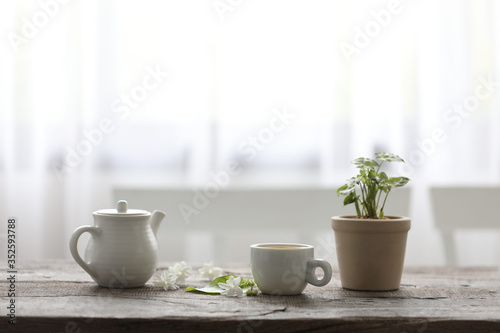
149 210 166 237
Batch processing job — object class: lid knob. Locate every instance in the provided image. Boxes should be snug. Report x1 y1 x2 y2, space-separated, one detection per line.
117 200 128 213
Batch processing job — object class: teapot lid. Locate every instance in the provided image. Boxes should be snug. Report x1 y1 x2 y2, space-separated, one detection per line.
94 200 151 217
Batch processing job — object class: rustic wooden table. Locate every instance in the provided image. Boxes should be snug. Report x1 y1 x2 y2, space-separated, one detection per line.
1 260 499 332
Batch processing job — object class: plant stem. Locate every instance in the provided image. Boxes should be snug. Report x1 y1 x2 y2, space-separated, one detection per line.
376 160 384 173
376 190 383 214
380 190 390 216
367 182 376 218
354 200 361 217
359 180 367 215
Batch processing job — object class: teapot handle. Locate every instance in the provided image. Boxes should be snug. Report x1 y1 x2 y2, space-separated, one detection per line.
69 226 101 280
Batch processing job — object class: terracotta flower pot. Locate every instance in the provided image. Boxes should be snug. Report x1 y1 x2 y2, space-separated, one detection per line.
331 216 411 291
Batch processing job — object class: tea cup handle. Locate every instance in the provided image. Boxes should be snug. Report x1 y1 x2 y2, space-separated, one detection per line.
69 226 101 280
306 259 332 286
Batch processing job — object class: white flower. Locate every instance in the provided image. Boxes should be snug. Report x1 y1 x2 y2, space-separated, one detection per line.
168 261 192 285
153 271 179 291
218 276 244 297
199 261 223 281
245 287 259 296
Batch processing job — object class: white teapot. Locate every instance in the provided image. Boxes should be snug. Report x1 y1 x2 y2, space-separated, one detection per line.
69 200 165 288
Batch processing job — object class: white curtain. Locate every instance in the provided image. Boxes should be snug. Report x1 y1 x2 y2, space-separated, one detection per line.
1 0 499 262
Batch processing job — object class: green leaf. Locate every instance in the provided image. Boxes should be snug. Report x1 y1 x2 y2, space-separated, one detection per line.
337 184 348 196
185 274 236 294
375 152 405 163
343 192 357 206
338 185 355 196
387 177 410 188
352 157 379 168
368 170 380 183
346 176 360 186
378 172 388 182
185 275 257 295
379 183 391 193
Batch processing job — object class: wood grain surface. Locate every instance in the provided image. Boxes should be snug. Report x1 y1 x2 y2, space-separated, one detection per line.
1 260 499 332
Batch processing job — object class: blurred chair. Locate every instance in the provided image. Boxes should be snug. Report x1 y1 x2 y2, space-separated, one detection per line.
430 187 500 266
114 187 411 263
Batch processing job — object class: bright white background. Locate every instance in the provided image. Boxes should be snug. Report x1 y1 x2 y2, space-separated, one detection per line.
0 0 499 265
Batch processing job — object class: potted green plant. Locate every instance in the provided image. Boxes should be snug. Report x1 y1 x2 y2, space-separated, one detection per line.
332 152 410 291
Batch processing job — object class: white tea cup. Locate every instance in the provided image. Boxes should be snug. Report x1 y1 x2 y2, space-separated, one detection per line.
250 243 332 295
